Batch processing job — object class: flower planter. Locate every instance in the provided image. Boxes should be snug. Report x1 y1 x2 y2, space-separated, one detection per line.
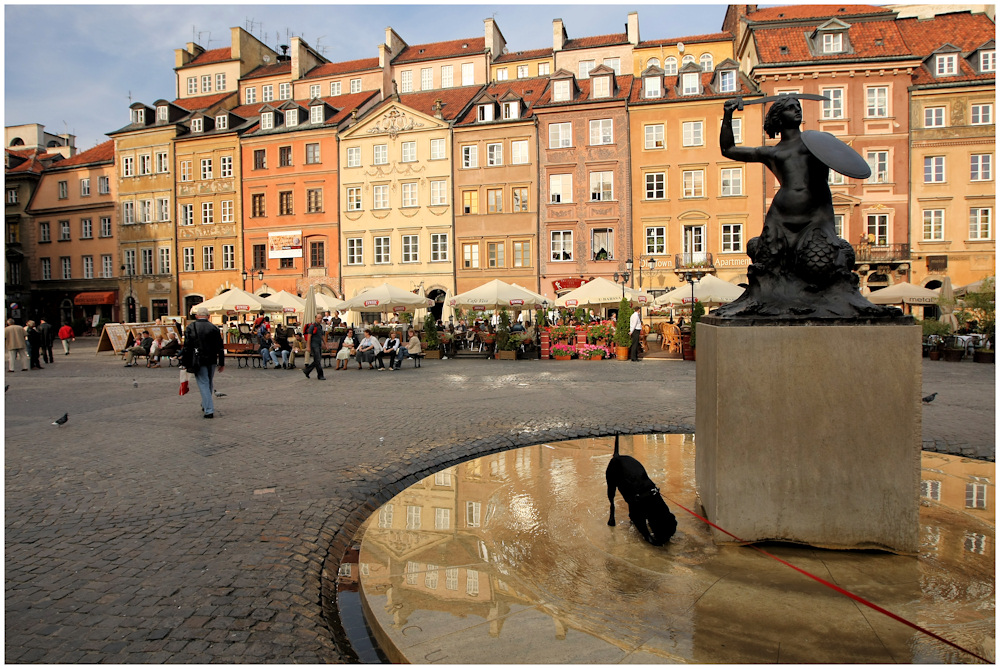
942 348 964 362
974 349 994 363
423 349 441 359
928 349 941 361
554 354 572 361
615 346 630 361
496 350 517 360
588 354 604 361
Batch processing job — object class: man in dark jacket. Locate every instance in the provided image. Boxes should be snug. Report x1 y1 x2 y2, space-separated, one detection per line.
302 314 326 380
37 319 54 364
124 330 154 367
183 307 225 418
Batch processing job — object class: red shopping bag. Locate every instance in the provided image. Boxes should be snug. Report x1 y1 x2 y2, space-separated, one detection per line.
179 369 193 396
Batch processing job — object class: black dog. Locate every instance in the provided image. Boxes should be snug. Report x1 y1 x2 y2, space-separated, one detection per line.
606 434 677 546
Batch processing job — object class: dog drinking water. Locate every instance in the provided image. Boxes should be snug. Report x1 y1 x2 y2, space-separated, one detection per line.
606 434 677 546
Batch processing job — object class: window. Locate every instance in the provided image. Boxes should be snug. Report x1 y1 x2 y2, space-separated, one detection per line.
733 118 744 143
201 202 214 224
924 107 945 128
180 204 193 226
61 257 72 279
308 240 325 268
279 146 292 167
645 172 665 199
250 194 265 218
81 218 93 239
157 105 168 122
140 154 153 175
392 141 414 165
201 158 213 180
721 168 743 196
462 145 478 168
644 76 661 98
138 200 152 223
463 243 480 268
216 73 226 91
122 156 134 177
157 197 170 221
131 108 145 125
310 105 324 125
512 186 528 212
346 238 363 265
592 229 613 260
430 138 446 160
262 85 273 102
935 53 958 76
579 60 595 79
971 154 992 181
373 185 389 209
477 104 494 122
924 156 945 183
718 70 737 93
254 149 266 170
822 88 844 119
260 112 273 130
517 64 529 78
511 140 529 164
247 244 264 271
538 62 551 76
969 208 992 239
829 170 845 186
549 122 572 148
41 258 51 280
59 220 70 240
200 74 211 93
645 124 665 150
187 77 197 95
373 144 388 165
683 225 705 259
553 79 571 102
402 182 418 208
221 200 233 223
122 201 135 225
590 171 613 201
182 247 194 272
180 161 192 182
487 188 503 213
722 224 743 252
276 82 290 100
401 235 419 263
549 174 572 203
415 67 432 92
664 56 677 75
285 109 298 127
488 242 505 268
399 70 413 93
971 103 993 125
589 119 613 145
279 191 293 215
218 244 234 270
682 121 703 146
462 63 474 86
5 187 16 205
698 53 714 72
431 233 449 261
374 236 390 264
822 32 843 53
96 216 111 239
682 54 696 67
503 101 520 120
866 87 888 117
866 151 889 183
305 83 320 100
923 209 945 240
487 143 502 166
307 188 323 213
202 246 215 270
462 190 479 214
441 65 453 88
867 214 889 245
154 247 169 275
646 227 666 255
981 50 997 73
682 170 705 197
350 78 362 94
551 230 573 261
430 180 448 206
140 248 154 274
102 255 113 278
245 87 256 104
98 176 109 194
346 187 362 211
513 240 531 267
966 483 988 509
592 76 610 98
682 72 700 95
214 155 230 179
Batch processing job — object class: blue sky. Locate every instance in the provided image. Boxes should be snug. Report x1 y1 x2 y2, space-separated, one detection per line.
5 4 728 150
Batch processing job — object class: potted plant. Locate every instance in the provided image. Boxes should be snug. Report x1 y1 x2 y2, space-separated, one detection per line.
587 322 614 346
941 336 965 362
548 324 576 343
613 296 632 360
573 306 587 324
551 342 575 360
421 312 441 359
578 343 607 360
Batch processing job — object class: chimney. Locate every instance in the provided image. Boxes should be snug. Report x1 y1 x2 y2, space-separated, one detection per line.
627 12 640 46
485 17 507 63
553 19 567 52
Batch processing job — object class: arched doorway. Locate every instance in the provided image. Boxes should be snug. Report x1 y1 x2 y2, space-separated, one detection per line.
427 289 447 323
59 299 73 327
866 273 890 292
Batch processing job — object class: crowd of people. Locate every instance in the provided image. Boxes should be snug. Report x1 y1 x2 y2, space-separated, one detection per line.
4 318 76 372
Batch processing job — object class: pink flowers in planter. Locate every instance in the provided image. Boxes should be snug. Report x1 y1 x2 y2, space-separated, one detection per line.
578 343 611 358
550 342 576 357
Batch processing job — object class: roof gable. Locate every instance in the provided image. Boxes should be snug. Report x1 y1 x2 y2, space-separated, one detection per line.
340 100 446 140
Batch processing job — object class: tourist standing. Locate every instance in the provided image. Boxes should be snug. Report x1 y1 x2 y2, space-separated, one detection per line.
25 321 43 369
183 307 225 419
5 319 27 372
58 322 75 355
302 314 326 380
629 306 643 362
38 319 54 364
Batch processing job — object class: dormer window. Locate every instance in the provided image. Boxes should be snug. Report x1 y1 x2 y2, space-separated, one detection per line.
553 80 571 102
592 76 611 99
477 104 494 122
700 53 714 72
822 33 843 53
286 109 299 127
132 108 145 125
936 53 958 76
718 70 737 93
261 112 274 130
310 105 324 124
191 118 203 133
643 76 661 98
156 106 168 122
682 72 700 96
980 50 996 72
216 115 228 130
502 101 520 120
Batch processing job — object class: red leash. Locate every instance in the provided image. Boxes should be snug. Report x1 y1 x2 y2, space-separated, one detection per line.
668 497 991 664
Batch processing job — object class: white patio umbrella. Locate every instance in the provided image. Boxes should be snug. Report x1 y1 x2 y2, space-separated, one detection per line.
267 290 306 314
955 276 995 296
191 287 282 315
334 283 434 314
556 277 650 308
449 279 549 311
867 281 940 305
654 275 745 307
939 276 960 331
303 285 317 364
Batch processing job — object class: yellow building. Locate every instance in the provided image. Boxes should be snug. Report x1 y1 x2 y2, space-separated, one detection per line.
490 49 554 83
631 32 735 78
175 27 277 102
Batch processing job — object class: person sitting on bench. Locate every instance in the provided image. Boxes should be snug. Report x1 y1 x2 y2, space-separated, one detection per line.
392 330 422 370
124 331 154 367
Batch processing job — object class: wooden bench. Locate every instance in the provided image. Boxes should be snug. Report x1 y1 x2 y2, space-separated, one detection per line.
224 343 262 368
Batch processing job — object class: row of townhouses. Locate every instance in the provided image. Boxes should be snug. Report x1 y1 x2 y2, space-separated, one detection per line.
5 4 995 325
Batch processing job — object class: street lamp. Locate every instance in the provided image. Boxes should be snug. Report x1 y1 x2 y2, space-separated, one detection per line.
120 264 136 322
679 267 709 315
638 256 657 288
613 265 632 298
242 268 264 292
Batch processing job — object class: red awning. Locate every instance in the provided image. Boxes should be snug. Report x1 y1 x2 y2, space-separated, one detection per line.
74 291 117 305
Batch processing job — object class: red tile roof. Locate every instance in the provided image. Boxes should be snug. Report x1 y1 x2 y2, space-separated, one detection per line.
896 11 997 56
395 86 485 120
493 48 553 64
242 62 292 80
639 32 734 48
534 74 635 108
303 57 380 79
48 140 114 168
178 47 232 68
171 91 235 111
754 21 911 63
563 33 628 51
325 91 381 125
454 78 550 126
227 103 271 119
6 149 60 174
394 37 486 64
746 5 890 22
909 56 990 86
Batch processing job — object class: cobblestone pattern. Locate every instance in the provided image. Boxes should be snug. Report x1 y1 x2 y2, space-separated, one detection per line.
4 339 993 662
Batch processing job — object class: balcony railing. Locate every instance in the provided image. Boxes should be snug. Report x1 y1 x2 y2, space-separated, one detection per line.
674 252 714 270
852 243 910 263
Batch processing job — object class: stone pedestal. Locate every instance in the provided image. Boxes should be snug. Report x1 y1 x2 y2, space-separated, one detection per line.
695 322 921 554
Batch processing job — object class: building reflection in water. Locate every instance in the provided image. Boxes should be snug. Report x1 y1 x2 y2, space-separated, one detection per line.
352 435 994 664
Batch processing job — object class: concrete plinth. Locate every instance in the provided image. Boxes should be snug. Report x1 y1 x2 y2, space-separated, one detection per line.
695 322 921 553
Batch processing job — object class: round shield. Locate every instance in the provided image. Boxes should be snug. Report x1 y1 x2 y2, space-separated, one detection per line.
801 130 871 179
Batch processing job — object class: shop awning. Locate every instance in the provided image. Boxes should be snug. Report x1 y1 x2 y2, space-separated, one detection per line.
74 291 117 305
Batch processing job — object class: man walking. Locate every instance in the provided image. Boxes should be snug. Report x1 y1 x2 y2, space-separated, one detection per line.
38 319 54 364
5 319 27 372
183 307 225 418
57 322 75 355
629 305 643 362
302 314 326 380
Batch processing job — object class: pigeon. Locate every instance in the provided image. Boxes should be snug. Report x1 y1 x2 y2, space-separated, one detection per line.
214 392 226 398
133 379 138 388
922 392 938 404
52 413 68 426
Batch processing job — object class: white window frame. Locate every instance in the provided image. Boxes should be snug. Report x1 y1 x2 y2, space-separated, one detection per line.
285 109 299 127
347 238 364 265
589 171 613 201
970 154 992 181
682 170 705 198
866 86 889 118
374 236 390 264
589 119 613 145
645 172 665 200
924 156 946 183
245 87 257 104
309 84 321 100
682 121 704 147
421 68 433 91
822 32 843 53
430 138 446 160
402 234 419 263
350 78 362 94
682 72 699 95
549 174 572 204
401 141 416 163
721 224 743 252
99 176 110 194
969 208 992 240
202 246 215 271
260 112 273 130
330 81 342 96
646 226 666 255
122 156 134 177
80 178 90 197
310 105 324 124
81 218 93 238
373 184 389 210
549 122 572 148
216 73 226 91
262 84 274 102
550 230 573 261
718 70 737 93
511 140 529 164
592 76 610 99
441 65 453 88
645 124 664 149
822 88 844 119
517 65 529 78
980 50 997 73
305 143 320 165
430 180 448 206
220 155 233 178
180 204 193 226
201 202 214 225
159 247 171 274
923 209 945 241
347 147 361 168
578 60 595 79
866 151 889 183
553 80 571 102
401 182 418 208
201 74 211 93
487 143 503 166
538 63 550 76
221 200 234 223
971 104 993 125
664 57 677 75
721 167 743 196
155 151 169 173
187 77 197 95
200 158 213 180
373 144 388 165
156 197 170 221
347 187 362 211
936 53 958 76
924 106 945 128
182 247 195 272
462 145 478 169
461 63 474 86
431 233 449 261
644 76 661 98
400 70 413 93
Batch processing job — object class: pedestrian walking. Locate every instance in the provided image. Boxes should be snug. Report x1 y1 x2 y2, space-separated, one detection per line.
302 314 326 380
629 306 643 362
5 318 27 372
57 322 75 355
25 321 43 370
38 319 54 364
182 307 225 418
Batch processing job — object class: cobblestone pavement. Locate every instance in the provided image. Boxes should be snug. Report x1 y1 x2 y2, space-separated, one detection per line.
5 338 993 663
